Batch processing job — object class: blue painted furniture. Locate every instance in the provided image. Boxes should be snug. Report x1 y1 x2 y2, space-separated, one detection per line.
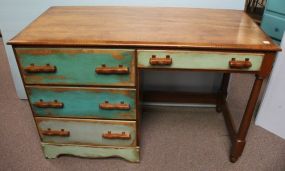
261 0 285 43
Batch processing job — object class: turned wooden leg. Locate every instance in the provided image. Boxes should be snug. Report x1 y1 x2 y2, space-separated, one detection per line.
230 75 264 162
216 73 230 112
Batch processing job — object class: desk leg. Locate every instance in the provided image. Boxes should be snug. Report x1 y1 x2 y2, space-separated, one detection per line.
216 73 230 112
230 75 263 162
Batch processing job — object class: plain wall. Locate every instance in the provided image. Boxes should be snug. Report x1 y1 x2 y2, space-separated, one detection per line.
0 0 245 99
256 33 285 139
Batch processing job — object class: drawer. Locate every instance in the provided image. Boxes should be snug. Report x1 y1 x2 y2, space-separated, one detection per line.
261 14 285 40
35 117 137 147
26 86 136 120
137 50 264 71
15 48 135 86
266 1 285 15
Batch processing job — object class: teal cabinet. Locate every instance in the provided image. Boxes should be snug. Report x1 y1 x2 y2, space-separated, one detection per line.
261 0 285 42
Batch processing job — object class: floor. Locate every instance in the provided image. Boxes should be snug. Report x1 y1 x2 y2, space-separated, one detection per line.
0 38 284 171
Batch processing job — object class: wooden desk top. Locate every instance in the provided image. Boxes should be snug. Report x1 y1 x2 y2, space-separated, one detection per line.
9 6 280 51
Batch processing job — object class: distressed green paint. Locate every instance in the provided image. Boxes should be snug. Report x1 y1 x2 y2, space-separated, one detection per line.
27 86 136 120
138 50 264 71
16 48 135 86
36 117 136 147
42 143 140 162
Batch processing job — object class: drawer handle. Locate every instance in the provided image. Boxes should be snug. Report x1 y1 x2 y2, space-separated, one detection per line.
33 99 64 108
24 64 57 73
42 128 70 137
275 28 279 32
102 131 131 140
149 55 172 65
229 58 252 69
99 101 130 110
95 64 129 74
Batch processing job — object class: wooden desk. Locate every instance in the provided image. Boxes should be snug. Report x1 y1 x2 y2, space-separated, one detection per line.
8 6 281 163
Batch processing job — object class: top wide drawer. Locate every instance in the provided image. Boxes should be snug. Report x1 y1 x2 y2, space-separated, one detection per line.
15 48 135 86
137 50 264 72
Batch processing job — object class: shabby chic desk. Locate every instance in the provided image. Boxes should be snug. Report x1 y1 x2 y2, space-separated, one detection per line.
8 6 281 163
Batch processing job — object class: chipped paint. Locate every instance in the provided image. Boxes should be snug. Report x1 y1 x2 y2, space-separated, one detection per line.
27 86 136 120
16 48 135 86
36 117 137 147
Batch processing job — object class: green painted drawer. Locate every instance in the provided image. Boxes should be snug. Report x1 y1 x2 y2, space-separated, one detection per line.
261 14 285 41
36 117 137 147
26 86 136 120
15 48 135 86
137 50 264 71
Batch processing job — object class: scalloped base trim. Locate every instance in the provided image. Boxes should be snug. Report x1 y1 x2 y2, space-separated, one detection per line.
42 143 140 162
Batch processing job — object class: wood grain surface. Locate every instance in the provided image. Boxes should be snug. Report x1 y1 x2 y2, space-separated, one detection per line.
8 6 280 51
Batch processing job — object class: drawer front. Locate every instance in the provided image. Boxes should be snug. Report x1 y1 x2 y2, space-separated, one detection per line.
27 86 136 120
36 117 137 147
138 50 263 71
266 1 285 15
261 14 285 40
15 48 135 86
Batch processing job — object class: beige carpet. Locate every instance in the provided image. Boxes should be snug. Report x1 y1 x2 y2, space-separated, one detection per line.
0 38 284 171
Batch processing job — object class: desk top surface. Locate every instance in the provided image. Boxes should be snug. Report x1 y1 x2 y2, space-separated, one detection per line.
9 6 280 51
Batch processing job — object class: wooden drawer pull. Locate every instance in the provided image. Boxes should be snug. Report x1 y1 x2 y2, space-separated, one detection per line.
229 58 252 69
33 99 64 108
24 64 57 73
42 128 70 136
149 55 172 65
102 131 131 140
95 64 129 74
99 101 130 110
